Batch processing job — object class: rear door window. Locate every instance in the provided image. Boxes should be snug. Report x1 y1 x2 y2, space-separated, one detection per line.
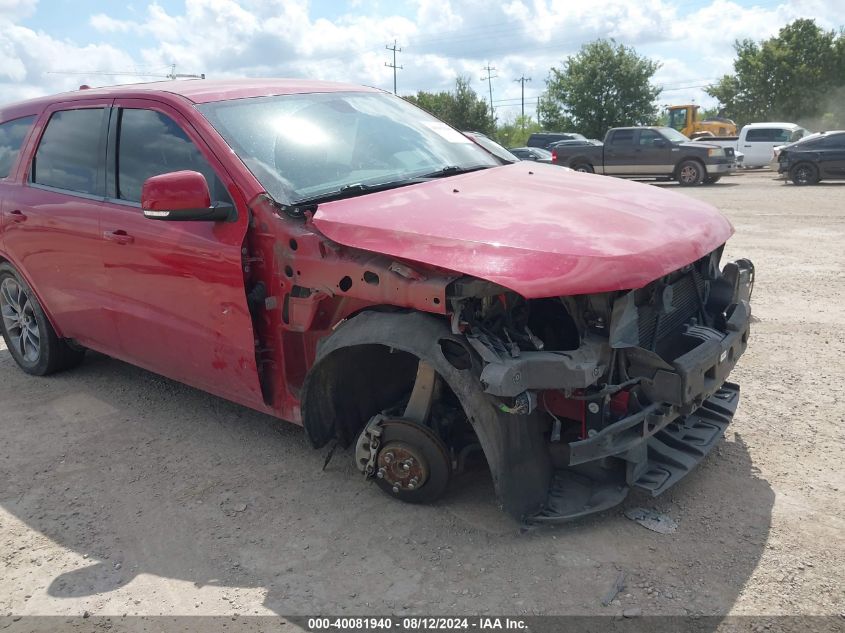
116 108 230 204
745 128 786 142
609 130 635 145
0 115 36 179
32 108 105 195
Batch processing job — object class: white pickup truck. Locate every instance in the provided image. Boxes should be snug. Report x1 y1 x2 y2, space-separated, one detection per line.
694 123 812 168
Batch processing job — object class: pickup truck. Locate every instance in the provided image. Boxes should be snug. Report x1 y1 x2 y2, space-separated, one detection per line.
552 126 737 185
0 80 754 524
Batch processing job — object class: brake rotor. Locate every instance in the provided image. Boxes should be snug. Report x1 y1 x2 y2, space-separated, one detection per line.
372 418 451 504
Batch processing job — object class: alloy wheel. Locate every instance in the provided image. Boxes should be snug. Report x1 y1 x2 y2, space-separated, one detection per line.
0 278 41 363
680 165 699 184
794 166 812 184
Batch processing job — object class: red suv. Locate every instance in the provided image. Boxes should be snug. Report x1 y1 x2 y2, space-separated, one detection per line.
0 79 754 523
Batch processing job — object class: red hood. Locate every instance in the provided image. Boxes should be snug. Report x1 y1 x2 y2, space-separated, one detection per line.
311 163 733 298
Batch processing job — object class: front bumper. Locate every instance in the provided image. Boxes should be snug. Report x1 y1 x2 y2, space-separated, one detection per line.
528 259 754 523
707 161 736 175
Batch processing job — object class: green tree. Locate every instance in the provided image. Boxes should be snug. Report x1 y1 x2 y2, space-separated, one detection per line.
706 19 845 127
493 115 544 147
404 77 494 135
539 39 662 139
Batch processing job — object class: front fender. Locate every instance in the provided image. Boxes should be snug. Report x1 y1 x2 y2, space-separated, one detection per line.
300 310 552 521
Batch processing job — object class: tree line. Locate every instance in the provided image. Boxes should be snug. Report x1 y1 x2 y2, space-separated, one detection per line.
403 19 845 147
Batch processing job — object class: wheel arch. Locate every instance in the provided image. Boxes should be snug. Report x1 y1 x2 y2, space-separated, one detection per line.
674 156 708 177
0 252 65 338
566 154 595 169
300 310 552 520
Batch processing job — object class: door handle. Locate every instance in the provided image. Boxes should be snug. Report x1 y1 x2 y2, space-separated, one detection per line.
9 210 27 223
743 144 752 148
103 229 135 245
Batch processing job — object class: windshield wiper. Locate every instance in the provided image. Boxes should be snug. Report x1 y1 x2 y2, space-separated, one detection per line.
275 178 426 217
421 164 493 178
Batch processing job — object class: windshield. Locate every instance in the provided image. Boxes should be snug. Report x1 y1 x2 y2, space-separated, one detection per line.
197 91 499 205
658 127 691 143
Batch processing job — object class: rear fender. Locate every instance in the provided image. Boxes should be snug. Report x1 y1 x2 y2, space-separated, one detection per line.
0 248 65 338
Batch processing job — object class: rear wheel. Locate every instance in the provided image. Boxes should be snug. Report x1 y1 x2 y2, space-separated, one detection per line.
677 160 704 186
0 263 85 376
790 162 819 186
572 162 594 173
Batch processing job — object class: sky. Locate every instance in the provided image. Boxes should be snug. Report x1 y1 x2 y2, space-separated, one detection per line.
1 0 844 121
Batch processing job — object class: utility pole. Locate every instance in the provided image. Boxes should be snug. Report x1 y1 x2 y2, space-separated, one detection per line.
385 40 403 94
514 75 531 128
481 64 497 126
536 96 541 125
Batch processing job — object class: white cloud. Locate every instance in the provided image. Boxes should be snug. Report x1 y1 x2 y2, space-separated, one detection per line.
3 0 845 121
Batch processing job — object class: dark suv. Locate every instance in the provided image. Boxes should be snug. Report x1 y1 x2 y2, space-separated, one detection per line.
526 132 586 149
777 131 845 185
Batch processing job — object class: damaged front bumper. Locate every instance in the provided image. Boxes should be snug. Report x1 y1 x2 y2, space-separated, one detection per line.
470 257 755 523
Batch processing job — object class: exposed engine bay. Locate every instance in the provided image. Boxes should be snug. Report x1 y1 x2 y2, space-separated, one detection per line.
308 247 754 523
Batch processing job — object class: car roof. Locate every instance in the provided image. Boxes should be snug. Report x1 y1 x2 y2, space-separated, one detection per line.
742 122 802 129
0 78 380 120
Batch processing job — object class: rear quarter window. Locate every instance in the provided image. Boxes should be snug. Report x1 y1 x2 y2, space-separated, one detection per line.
0 115 36 179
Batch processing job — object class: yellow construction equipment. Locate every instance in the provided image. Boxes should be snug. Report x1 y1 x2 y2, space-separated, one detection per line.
666 105 737 138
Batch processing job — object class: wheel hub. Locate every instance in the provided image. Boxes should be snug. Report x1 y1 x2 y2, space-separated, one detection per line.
355 416 452 503
376 441 429 493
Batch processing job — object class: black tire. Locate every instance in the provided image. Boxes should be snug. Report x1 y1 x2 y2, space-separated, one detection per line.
0 263 85 376
790 162 819 186
677 160 704 186
704 175 722 184
572 162 594 173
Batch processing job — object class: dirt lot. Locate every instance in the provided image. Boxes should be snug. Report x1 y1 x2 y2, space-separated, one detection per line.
1 169 843 622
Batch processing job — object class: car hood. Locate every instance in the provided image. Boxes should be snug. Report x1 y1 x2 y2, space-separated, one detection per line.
681 141 718 150
311 163 733 298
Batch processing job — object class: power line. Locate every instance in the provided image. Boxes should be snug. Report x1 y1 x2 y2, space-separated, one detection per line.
481 64 497 124
385 40 403 95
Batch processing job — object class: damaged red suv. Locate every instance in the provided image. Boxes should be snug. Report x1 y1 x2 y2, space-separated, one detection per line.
0 80 754 523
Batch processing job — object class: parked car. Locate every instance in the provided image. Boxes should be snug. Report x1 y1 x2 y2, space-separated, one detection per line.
526 132 586 149
772 132 822 164
777 130 845 185
738 122 810 168
508 147 553 163
462 131 519 163
552 126 736 185
0 79 754 523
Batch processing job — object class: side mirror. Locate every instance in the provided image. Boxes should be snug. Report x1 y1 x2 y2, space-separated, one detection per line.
142 170 234 222
652 139 668 148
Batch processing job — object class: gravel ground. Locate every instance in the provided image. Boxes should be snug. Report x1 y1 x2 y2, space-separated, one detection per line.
1 169 843 622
